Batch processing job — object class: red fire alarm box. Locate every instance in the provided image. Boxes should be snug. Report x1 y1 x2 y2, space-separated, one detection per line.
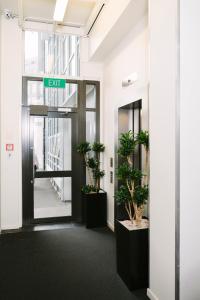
6 144 14 151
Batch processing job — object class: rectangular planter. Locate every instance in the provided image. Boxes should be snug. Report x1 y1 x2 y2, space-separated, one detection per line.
116 220 149 290
82 191 107 229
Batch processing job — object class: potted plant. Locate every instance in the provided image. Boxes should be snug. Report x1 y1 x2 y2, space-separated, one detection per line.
115 130 149 290
77 141 107 228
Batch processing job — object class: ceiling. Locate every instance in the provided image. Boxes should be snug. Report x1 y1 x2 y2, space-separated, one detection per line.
0 0 98 26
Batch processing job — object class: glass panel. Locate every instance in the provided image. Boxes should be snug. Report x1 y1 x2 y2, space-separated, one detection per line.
44 83 78 108
25 31 39 74
86 111 96 143
33 117 71 171
86 85 96 109
34 177 72 218
33 118 45 170
28 80 78 108
28 81 44 105
25 31 80 76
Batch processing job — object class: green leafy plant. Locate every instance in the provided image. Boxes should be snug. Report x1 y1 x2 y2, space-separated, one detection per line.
136 131 149 151
81 185 99 194
92 142 105 153
115 130 149 225
77 142 91 156
136 130 149 185
77 142 105 193
118 131 136 163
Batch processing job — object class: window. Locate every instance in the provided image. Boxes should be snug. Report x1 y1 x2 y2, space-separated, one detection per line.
28 80 78 108
25 31 80 77
85 84 97 144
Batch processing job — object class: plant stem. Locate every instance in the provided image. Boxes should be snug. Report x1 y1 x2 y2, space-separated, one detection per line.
128 201 133 221
145 149 149 185
142 147 149 186
84 154 93 186
127 155 133 166
125 203 132 222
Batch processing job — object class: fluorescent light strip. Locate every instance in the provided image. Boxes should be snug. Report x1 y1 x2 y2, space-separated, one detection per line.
53 0 69 22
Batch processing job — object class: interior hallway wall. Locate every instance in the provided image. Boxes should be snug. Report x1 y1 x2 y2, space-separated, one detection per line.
0 14 1 231
102 15 149 230
148 0 178 299
180 0 200 298
89 0 132 59
0 17 22 229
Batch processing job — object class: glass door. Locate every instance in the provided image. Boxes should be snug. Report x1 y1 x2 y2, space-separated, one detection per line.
22 77 100 225
31 113 73 219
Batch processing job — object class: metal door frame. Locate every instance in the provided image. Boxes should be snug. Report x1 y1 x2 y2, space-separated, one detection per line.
22 76 100 225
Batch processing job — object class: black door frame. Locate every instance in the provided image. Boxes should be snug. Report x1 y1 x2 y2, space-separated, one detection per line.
114 100 142 223
22 76 100 225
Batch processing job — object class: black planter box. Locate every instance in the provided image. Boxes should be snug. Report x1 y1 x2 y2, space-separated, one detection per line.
82 191 107 228
116 220 149 290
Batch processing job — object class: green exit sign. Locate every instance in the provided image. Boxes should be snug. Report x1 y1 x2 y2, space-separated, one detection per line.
43 78 66 88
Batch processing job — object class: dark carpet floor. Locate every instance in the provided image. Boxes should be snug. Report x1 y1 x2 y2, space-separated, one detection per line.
0 226 149 300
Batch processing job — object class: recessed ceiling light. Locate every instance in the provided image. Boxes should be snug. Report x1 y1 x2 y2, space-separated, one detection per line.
53 0 69 22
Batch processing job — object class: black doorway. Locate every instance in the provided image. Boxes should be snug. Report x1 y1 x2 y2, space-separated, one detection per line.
115 99 142 222
22 77 100 225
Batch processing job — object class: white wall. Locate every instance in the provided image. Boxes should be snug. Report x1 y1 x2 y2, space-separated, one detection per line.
80 36 103 81
102 15 149 229
180 1 200 299
89 0 131 58
0 17 22 229
148 0 178 299
0 14 1 232
89 0 147 61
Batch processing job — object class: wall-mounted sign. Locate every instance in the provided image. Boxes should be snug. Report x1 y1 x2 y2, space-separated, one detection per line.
43 78 66 89
6 144 14 151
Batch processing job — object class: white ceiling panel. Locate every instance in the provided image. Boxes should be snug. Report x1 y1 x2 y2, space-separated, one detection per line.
0 0 18 14
0 0 97 26
23 0 55 20
64 0 96 24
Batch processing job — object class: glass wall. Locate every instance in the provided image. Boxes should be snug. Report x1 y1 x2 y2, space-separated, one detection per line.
86 112 96 143
25 31 80 77
86 84 97 144
28 80 78 108
33 117 71 172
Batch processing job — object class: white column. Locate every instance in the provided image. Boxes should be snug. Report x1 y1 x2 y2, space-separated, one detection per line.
0 17 22 229
148 0 178 299
180 1 200 299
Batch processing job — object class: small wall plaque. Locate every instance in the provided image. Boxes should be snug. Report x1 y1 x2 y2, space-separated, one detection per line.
110 171 113 184
110 157 113 168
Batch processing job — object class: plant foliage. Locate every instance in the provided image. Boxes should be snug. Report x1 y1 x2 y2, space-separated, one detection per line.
136 131 149 151
77 141 105 193
115 130 149 224
92 142 105 153
81 185 99 194
115 185 132 205
77 142 91 155
118 131 136 158
117 163 143 184
134 185 149 207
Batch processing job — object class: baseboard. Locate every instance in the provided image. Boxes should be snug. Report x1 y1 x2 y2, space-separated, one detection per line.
147 288 159 300
107 221 114 232
1 224 21 230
